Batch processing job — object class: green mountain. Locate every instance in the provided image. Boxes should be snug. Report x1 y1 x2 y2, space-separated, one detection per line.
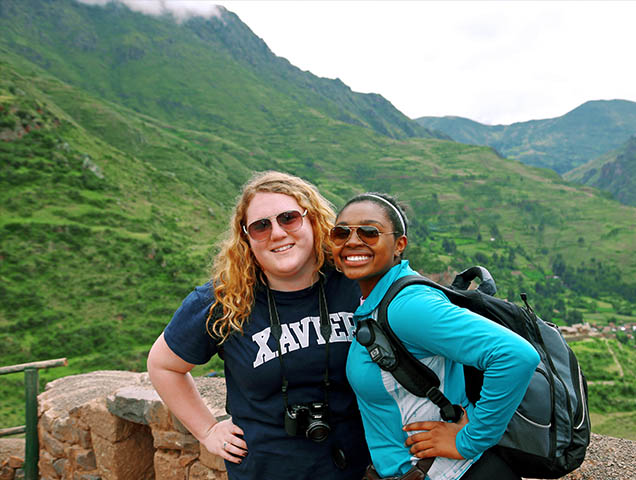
1 0 636 430
415 100 636 174
564 136 636 206
0 0 442 142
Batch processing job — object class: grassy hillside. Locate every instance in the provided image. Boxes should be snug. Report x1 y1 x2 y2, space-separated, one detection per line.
570 337 636 440
0 0 440 142
0 61 220 426
1 0 635 434
416 100 636 174
564 136 636 206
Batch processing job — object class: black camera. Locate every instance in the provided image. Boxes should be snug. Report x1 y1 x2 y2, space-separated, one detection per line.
284 402 331 442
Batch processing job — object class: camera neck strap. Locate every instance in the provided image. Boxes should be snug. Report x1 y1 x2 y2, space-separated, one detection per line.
266 274 332 409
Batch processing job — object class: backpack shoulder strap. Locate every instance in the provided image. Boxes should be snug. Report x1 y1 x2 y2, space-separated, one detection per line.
367 275 464 422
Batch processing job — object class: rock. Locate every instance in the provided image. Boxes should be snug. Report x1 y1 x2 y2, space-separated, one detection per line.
81 156 104 179
91 424 154 480
152 430 198 453
68 446 96 471
74 399 137 444
189 460 225 479
39 430 66 459
106 385 163 426
153 449 186 480
0 439 24 465
0 464 15 480
199 445 226 472
558 433 636 480
41 371 146 418
37 450 58 479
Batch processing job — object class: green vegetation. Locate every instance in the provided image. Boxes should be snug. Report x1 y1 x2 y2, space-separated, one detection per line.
416 100 636 174
590 412 636 440
565 136 636 206
0 0 634 438
570 338 636 439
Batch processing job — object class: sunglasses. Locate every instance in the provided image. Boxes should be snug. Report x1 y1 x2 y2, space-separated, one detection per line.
243 209 308 242
330 225 397 246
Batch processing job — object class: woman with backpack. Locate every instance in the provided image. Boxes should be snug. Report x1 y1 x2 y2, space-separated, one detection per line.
330 192 540 480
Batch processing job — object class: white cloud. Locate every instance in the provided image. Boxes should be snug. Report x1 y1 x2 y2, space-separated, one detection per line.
76 0 223 22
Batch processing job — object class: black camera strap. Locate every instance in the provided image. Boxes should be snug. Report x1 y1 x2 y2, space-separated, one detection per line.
266 274 332 409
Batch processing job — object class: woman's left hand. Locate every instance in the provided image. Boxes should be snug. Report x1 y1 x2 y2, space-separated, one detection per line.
403 408 468 460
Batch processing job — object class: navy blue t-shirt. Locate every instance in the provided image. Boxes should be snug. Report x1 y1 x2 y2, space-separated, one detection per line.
164 269 369 480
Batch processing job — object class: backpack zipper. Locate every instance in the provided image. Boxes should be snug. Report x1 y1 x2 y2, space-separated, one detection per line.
513 409 552 428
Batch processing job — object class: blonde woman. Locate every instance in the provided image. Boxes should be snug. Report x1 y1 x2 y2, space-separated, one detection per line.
147 171 370 479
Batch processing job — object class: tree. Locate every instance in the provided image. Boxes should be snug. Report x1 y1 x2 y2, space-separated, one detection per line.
552 254 566 277
442 238 456 254
566 309 583 325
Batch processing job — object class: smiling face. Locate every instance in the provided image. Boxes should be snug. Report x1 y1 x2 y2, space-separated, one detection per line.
244 191 317 291
332 201 407 297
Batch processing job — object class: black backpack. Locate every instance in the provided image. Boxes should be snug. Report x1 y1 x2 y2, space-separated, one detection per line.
356 266 590 479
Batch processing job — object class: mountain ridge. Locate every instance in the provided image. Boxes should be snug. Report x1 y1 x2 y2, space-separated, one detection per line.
416 99 636 175
564 136 636 206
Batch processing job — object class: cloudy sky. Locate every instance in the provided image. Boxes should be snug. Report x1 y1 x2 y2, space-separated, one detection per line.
80 1 636 125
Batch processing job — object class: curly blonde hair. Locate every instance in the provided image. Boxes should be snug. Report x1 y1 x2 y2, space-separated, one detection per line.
208 171 336 342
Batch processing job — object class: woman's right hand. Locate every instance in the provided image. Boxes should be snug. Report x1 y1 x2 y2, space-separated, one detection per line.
404 408 469 460
147 335 247 462
200 418 248 464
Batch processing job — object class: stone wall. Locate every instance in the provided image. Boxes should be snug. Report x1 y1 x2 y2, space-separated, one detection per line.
0 438 25 480
1 370 629 479
36 371 228 480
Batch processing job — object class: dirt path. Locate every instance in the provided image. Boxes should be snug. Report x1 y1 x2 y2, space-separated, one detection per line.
604 338 624 378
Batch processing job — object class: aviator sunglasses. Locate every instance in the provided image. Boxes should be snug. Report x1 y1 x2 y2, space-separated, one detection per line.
243 209 308 242
330 225 397 246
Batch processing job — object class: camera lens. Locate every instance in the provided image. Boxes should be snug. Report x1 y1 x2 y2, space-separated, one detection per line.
306 420 330 442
